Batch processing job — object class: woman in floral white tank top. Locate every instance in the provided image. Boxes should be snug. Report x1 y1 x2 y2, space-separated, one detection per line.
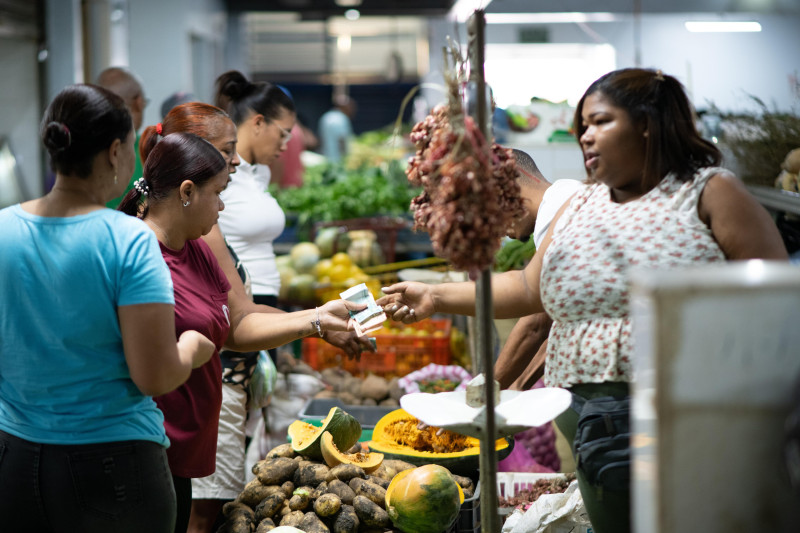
378 68 787 533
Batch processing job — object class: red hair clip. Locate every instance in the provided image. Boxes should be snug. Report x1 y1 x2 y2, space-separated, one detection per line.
156 123 163 135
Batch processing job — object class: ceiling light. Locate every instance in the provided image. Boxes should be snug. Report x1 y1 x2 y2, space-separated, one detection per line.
344 9 360 21
486 12 618 24
335 0 362 6
337 34 351 52
684 21 761 32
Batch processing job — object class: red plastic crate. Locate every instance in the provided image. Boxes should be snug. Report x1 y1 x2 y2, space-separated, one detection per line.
302 318 452 377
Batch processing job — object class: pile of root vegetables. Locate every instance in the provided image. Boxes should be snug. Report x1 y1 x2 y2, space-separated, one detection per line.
218 443 475 533
314 370 403 407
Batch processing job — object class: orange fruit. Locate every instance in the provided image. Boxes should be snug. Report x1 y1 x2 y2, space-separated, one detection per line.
331 252 352 268
329 264 351 283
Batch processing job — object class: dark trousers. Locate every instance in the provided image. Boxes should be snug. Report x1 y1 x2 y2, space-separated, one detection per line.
172 475 192 533
0 429 176 533
554 382 631 533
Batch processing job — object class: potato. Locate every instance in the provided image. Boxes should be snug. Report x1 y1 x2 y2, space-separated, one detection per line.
345 442 363 454
326 479 356 505
325 463 365 484
388 377 404 401
265 443 295 459
288 494 310 512
280 480 295 499
331 504 359 533
279 510 305 527
452 474 475 499
338 391 360 405
364 475 389 489
378 397 399 408
299 511 330 533
367 463 393 482
254 492 286 522
253 457 300 486
255 517 275 532
348 478 386 508
311 481 328 499
217 513 253 533
223 500 255 519
359 374 389 401
293 462 329 487
381 459 415 475
313 493 342 518
353 495 390 529
239 479 284 508
279 500 291 517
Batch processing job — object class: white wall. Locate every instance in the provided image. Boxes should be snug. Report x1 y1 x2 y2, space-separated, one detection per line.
0 38 44 197
427 12 800 114
127 0 227 127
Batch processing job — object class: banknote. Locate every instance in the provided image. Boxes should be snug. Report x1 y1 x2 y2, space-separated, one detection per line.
340 283 386 337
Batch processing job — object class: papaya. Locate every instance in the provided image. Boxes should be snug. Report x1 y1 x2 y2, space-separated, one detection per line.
320 431 384 472
385 464 464 533
287 406 361 460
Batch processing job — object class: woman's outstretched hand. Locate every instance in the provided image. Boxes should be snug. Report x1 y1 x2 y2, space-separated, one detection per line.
318 298 366 331
376 281 435 324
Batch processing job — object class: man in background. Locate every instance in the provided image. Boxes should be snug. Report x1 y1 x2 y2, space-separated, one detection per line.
95 67 149 208
494 149 583 390
318 94 356 163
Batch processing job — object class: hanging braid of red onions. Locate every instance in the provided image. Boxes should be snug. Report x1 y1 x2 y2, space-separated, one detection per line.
405 106 526 277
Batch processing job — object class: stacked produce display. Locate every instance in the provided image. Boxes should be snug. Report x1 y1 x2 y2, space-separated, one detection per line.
218 407 474 533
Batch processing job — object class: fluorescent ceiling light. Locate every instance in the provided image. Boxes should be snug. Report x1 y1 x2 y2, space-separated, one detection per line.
335 0 362 6
486 12 618 24
685 21 761 32
337 34 351 51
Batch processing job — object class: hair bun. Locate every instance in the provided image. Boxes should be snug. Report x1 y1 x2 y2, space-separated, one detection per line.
218 71 250 99
43 121 72 152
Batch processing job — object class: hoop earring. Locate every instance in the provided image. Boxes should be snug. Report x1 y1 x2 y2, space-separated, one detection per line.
183 200 190 207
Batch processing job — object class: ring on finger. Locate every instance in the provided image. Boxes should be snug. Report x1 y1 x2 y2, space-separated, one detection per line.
408 308 415 316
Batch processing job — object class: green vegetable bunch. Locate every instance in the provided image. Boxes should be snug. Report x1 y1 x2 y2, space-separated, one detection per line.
270 160 420 238
493 237 536 272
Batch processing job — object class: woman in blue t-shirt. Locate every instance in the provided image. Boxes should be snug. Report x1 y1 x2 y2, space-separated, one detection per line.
0 84 215 533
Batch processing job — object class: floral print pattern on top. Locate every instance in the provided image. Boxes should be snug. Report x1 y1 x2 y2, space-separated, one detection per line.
540 168 728 388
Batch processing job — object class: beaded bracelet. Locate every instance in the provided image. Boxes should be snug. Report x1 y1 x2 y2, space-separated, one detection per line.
311 307 324 337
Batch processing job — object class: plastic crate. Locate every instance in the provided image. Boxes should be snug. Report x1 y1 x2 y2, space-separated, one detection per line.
302 318 452 377
497 472 571 499
298 397 393 429
449 482 480 533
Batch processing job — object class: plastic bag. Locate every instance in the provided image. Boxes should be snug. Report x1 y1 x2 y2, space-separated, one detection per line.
502 480 592 533
248 350 278 409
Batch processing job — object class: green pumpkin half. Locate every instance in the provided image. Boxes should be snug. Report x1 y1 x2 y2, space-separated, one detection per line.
287 406 361 460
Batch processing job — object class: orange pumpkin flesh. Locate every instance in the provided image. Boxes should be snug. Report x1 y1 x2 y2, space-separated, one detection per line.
320 430 384 472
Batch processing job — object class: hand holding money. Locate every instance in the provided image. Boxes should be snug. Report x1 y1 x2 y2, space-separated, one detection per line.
339 283 386 342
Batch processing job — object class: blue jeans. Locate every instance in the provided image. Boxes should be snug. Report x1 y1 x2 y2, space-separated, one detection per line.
0 429 176 533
